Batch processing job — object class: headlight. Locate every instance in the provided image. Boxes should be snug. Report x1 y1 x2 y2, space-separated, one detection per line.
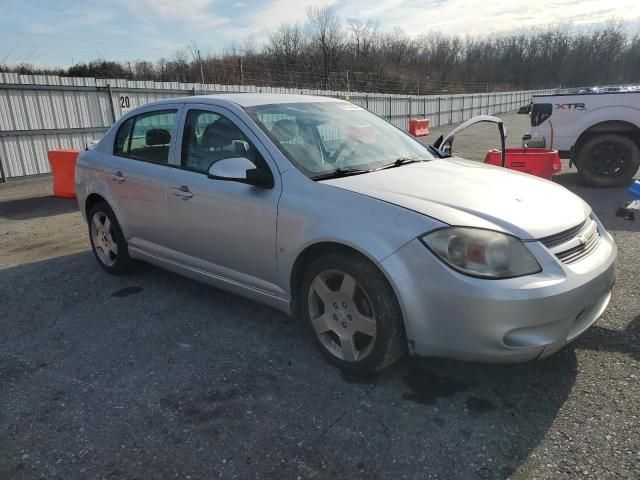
420 227 541 279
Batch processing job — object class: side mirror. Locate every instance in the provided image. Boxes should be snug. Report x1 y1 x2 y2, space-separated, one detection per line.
207 157 274 188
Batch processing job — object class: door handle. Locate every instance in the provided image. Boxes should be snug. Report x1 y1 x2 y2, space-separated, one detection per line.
172 185 193 200
112 171 125 183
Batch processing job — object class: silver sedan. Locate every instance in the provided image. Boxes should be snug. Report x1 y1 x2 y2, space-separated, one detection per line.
75 94 617 372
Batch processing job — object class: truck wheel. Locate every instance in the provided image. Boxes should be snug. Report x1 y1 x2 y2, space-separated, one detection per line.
576 134 640 188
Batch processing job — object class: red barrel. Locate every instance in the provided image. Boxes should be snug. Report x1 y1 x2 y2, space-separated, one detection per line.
484 148 562 180
47 149 81 198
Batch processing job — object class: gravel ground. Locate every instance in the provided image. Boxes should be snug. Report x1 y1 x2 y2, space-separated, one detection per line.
0 112 638 480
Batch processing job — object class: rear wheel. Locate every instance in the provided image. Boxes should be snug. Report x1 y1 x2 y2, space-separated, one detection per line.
576 134 640 188
88 201 133 274
300 253 406 373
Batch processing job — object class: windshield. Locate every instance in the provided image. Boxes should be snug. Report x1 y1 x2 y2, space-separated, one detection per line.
244 101 434 178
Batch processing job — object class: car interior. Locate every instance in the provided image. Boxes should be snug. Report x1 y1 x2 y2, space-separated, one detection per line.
114 110 177 164
181 113 256 173
269 118 325 171
128 127 171 163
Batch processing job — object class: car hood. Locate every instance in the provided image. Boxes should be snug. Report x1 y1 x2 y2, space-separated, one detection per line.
321 158 591 240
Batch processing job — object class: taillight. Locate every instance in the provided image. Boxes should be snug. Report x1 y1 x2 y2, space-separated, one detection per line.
531 103 553 127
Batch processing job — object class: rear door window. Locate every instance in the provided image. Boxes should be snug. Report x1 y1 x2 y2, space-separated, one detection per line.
114 109 177 164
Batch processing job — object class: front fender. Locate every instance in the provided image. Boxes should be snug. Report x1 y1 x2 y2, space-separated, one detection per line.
275 169 444 297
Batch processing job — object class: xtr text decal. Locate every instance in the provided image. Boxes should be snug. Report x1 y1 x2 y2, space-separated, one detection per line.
555 103 586 110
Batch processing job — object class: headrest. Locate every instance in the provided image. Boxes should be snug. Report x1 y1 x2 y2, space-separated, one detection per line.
146 128 170 146
271 119 298 143
201 120 237 148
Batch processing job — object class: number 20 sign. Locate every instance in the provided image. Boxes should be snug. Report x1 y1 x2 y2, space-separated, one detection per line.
119 96 132 113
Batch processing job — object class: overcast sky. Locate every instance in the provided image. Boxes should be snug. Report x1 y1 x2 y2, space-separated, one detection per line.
1 0 639 67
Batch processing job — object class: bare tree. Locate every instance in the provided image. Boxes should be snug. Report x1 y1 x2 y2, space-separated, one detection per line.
187 42 206 84
347 18 378 64
305 5 344 88
267 23 304 66
7 22 640 94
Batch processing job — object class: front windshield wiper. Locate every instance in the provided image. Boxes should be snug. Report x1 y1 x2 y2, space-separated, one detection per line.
311 167 372 181
376 157 429 170
312 158 429 180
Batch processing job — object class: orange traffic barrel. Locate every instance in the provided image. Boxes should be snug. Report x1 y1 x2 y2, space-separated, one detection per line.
47 149 81 198
409 119 430 137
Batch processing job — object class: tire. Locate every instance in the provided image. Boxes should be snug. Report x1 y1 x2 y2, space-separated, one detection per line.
87 201 133 274
300 253 406 373
576 133 640 188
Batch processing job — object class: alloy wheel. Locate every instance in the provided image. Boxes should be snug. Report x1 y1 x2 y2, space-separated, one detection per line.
307 269 377 362
90 211 118 267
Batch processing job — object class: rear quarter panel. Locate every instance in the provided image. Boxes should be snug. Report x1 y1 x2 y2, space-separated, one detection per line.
75 149 131 238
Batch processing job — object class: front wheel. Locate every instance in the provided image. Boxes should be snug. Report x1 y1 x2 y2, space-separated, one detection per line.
576 134 640 188
300 253 406 373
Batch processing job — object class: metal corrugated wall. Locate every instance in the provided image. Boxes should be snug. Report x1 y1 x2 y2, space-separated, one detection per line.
0 72 558 180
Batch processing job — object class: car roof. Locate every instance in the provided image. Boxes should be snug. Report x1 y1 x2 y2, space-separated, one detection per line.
148 93 345 108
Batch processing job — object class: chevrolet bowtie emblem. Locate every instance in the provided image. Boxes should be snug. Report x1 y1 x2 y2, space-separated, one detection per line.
578 233 589 245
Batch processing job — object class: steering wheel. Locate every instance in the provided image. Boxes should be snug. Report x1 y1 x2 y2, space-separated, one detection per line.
330 138 364 164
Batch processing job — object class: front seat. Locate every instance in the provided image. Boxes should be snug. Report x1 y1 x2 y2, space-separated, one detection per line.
270 119 323 170
188 120 237 171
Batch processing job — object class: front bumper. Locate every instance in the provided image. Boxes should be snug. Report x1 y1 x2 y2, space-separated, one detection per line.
380 228 617 362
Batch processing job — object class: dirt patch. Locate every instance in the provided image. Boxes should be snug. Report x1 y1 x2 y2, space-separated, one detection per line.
0 178 89 268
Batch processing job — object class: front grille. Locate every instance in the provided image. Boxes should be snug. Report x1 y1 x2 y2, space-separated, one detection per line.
539 217 601 265
538 218 590 248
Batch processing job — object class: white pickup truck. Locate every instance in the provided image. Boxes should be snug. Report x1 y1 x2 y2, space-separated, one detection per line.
523 91 640 187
